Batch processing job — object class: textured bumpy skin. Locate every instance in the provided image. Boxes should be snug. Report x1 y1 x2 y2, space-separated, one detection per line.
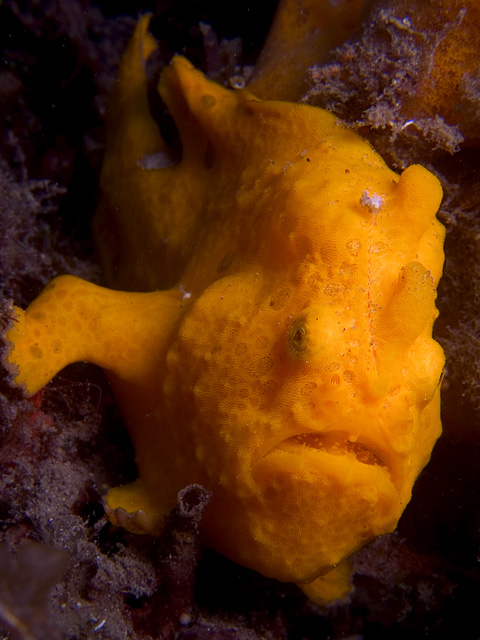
3 16 445 602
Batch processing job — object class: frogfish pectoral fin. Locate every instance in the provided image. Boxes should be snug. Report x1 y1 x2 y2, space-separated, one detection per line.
3 275 181 396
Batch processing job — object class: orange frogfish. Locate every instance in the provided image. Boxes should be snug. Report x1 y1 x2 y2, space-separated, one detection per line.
3 16 445 602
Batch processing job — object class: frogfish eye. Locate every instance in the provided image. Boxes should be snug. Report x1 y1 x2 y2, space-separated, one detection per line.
289 317 309 353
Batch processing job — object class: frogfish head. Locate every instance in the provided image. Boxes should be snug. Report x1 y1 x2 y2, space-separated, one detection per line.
164 157 444 583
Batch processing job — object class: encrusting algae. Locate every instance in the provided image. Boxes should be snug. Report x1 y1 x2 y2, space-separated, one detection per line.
3 13 445 603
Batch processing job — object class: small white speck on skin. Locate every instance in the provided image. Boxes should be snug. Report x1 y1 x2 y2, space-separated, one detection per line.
360 189 385 213
137 150 176 170
229 75 245 89
179 285 192 301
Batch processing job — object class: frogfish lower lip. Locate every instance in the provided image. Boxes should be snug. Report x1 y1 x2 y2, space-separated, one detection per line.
259 429 396 489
